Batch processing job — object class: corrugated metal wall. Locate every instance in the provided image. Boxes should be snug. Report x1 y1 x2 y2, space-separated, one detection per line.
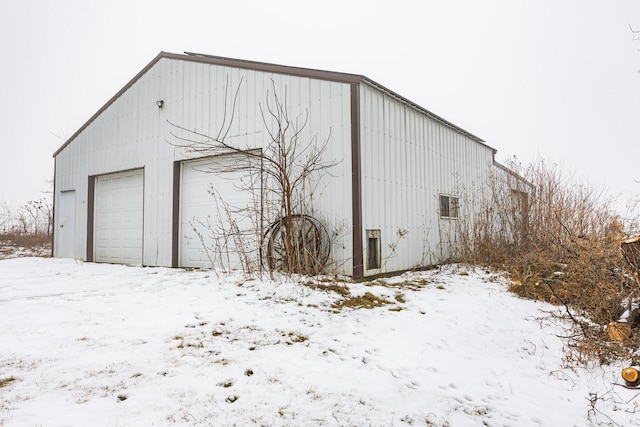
54 58 353 272
55 54 507 276
359 82 495 274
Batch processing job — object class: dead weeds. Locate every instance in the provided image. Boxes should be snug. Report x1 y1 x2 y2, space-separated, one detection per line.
302 281 351 297
459 158 640 365
0 233 51 259
332 292 392 310
363 278 431 291
277 330 308 344
0 376 16 388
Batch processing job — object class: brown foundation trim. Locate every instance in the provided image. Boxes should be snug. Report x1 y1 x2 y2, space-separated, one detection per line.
350 83 364 278
86 176 95 262
172 161 181 268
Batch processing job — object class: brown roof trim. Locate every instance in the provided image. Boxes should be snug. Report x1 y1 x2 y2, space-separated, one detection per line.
53 51 494 158
53 51 165 157
52 51 365 158
493 160 535 190
181 51 365 84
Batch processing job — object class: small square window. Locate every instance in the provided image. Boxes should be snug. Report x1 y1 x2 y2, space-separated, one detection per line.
440 195 459 219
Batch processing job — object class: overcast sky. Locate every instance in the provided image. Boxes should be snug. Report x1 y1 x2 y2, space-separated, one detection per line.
1 0 639 214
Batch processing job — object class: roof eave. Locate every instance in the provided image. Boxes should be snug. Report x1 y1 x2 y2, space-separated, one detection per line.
52 51 365 158
53 51 493 158
360 77 491 149
53 51 168 158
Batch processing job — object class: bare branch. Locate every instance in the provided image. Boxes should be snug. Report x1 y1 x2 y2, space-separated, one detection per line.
166 74 340 275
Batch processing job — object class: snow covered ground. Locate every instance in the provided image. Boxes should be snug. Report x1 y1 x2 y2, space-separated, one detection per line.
0 258 638 426
0 241 49 260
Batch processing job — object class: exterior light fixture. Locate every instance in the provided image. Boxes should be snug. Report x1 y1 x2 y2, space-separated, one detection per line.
156 100 164 108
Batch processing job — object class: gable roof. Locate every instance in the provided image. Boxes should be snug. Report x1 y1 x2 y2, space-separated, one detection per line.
53 51 490 157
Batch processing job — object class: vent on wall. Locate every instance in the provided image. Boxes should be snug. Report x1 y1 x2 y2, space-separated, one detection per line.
366 229 381 270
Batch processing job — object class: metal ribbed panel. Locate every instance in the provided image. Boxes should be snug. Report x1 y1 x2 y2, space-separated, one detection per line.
53 58 353 273
360 82 495 274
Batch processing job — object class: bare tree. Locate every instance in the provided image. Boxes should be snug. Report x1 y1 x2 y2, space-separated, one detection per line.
632 24 640 75
632 24 640 43
168 77 338 275
17 198 53 236
0 200 11 234
457 158 640 364
23 200 42 235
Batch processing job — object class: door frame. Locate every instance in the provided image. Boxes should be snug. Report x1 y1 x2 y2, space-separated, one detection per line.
57 190 76 258
87 167 145 264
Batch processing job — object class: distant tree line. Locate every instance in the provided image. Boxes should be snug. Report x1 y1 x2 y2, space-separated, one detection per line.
0 198 53 237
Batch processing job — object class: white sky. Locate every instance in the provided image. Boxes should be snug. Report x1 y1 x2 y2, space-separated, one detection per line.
1 0 639 212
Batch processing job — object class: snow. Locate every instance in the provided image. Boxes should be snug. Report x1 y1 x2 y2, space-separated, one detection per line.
0 242 49 260
0 258 638 426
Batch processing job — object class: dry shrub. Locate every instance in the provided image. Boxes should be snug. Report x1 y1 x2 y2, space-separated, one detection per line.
0 376 17 388
302 280 351 297
0 232 52 259
563 325 639 366
1 232 52 249
460 159 640 364
332 292 392 310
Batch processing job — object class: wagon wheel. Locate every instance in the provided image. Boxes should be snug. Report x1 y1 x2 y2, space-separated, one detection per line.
263 214 330 274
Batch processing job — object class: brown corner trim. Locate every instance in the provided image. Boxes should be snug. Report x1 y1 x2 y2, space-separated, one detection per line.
172 161 181 268
51 158 57 257
350 83 364 279
141 166 146 266
86 176 95 262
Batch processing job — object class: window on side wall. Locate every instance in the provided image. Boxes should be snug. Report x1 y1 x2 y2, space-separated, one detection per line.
439 194 459 219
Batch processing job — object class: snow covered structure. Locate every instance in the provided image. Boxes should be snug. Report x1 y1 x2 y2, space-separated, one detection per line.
53 51 522 278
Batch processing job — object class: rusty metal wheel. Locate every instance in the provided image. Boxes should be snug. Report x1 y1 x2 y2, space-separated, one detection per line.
262 214 330 274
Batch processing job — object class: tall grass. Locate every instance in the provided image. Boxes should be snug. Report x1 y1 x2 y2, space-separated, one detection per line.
459 159 639 363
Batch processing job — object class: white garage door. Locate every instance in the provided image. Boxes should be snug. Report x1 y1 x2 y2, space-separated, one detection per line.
94 169 144 265
180 155 256 270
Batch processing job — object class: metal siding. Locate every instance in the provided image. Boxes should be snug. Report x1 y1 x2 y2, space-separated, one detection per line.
360 83 494 274
53 58 353 273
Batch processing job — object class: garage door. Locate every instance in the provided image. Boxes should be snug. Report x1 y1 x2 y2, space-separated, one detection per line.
94 169 144 265
180 155 256 270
